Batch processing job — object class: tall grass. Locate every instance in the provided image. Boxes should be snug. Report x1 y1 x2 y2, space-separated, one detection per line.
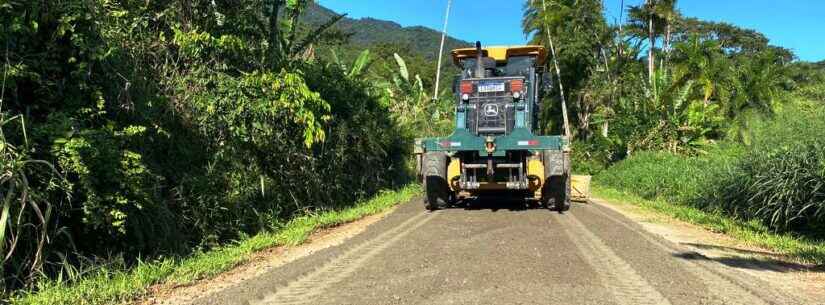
0 110 70 291
595 101 825 239
594 145 742 203
699 101 825 236
703 143 825 235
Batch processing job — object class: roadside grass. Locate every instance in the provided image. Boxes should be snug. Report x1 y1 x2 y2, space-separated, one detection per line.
593 186 825 265
10 185 421 305
594 101 825 242
592 146 743 204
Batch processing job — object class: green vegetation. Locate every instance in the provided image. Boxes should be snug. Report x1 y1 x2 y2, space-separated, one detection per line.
594 147 741 203
10 185 419 305
2 0 824 302
0 0 453 301
303 3 468 94
524 0 803 154
522 0 825 260
595 101 825 244
303 3 470 60
700 102 825 236
789 60 825 101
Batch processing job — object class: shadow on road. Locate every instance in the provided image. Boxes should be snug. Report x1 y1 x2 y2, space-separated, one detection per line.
682 243 788 258
448 196 541 212
672 246 820 273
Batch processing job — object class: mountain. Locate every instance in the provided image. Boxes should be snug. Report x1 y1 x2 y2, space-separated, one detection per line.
304 3 472 59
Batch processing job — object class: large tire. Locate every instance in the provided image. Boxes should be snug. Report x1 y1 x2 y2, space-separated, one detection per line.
556 175 570 213
559 151 572 212
422 152 449 211
543 151 571 212
548 175 571 212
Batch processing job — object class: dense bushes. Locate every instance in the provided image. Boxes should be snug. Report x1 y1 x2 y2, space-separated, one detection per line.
789 61 825 102
570 137 623 175
0 0 419 294
596 102 825 238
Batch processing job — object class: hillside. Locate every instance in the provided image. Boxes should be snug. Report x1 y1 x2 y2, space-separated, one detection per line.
304 3 471 59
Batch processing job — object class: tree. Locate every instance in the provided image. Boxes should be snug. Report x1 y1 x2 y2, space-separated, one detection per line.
523 0 609 137
627 0 680 82
670 35 726 106
0 0 417 293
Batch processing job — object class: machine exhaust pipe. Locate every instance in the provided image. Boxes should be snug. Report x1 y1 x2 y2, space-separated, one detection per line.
475 41 484 78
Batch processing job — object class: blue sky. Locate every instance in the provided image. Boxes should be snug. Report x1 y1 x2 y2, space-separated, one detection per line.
317 0 825 62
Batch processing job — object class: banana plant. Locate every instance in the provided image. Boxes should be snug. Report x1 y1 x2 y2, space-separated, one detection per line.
329 49 373 79
379 53 453 136
386 53 425 124
633 68 722 153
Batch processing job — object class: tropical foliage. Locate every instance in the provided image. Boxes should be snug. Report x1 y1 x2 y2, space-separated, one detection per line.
2 0 824 300
0 0 451 297
523 0 804 157
529 1 825 243
597 102 825 238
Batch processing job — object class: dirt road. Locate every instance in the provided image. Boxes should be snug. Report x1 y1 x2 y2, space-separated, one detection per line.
179 198 816 305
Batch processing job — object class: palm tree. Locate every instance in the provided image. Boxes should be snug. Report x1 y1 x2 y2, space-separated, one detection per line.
730 50 787 117
656 0 679 64
628 0 680 82
671 35 724 105
523 0 607 138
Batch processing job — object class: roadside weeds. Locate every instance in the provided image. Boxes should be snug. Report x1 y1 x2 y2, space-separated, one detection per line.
10 185 420 305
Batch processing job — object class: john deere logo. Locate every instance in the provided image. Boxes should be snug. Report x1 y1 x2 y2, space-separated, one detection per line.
483 104 499 117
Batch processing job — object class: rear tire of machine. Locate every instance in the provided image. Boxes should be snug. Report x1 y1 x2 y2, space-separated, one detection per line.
423 152 449 211
560 151 572 212
557 175 571 212
555 153 573 213
546 175 571 212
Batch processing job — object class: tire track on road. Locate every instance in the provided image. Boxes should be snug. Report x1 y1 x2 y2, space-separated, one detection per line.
586 202 802 305
250 210 435 305
555 212 672 305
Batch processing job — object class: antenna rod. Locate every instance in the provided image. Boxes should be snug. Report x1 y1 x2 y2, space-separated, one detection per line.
433 0 453 99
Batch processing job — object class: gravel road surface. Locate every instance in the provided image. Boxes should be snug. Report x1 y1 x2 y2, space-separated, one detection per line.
185 198 808 305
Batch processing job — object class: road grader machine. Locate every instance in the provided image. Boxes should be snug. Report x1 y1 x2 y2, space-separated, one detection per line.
415 42 571 211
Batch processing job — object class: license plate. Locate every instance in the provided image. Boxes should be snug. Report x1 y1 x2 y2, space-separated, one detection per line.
478 81 505 93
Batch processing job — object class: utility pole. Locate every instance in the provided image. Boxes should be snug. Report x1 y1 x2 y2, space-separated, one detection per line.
539 0 572 140
618 0 625 57
647 0 655 83
433 0 453 100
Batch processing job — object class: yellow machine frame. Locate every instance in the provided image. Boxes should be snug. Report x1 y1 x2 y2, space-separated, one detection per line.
451 46 547 67
447 155 546 199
